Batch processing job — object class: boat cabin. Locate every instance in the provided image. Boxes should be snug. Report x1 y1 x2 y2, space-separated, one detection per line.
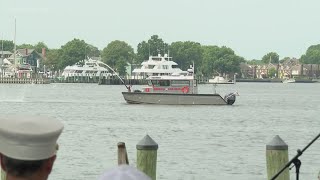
142 72 198 94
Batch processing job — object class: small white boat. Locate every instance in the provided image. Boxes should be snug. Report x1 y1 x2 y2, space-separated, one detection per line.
122 65 238 105
208 76 234 84
282 78 295 83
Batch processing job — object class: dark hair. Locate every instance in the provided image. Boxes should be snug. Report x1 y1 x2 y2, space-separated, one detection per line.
2 155 48 177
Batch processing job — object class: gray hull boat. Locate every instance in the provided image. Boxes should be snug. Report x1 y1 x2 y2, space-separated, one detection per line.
122 64 238 105
122 92 236 105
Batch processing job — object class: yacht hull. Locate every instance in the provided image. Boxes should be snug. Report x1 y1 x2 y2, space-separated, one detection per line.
122 92 234 105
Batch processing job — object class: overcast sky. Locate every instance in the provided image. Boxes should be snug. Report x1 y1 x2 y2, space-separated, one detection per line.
1 0 319 60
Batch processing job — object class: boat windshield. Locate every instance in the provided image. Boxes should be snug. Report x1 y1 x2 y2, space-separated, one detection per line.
171 80 190 86
151 80 170 87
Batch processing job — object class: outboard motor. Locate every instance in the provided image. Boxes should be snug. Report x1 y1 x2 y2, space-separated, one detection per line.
224 93 236 105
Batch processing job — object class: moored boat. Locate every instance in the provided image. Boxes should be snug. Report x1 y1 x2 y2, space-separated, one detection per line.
282 78 296 83
132 53 183 79
122 65 238 105
61 57 113 79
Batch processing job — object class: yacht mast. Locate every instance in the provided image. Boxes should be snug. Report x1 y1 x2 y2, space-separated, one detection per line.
13 18 16 66
1 34 3 60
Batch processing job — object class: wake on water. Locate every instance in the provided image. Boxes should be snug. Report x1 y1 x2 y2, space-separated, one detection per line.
0 84 33 102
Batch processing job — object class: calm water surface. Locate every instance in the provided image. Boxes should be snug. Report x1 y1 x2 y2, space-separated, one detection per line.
0 83 319 180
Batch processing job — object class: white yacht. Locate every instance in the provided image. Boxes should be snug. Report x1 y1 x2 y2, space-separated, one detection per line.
132 54 183 79
61 58 114 78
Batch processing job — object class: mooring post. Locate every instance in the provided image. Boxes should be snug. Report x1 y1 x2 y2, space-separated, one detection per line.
1 168 6 180
266 135 290 180
136 134 158 180
117 142 129 165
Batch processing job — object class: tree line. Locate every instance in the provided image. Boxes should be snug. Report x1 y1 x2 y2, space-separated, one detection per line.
1 35 320 77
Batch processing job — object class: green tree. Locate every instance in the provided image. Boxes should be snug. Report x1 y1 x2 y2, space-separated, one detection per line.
17 43 34 49
115 58 128 76
44 49 61 71
34 42 48 54
101 40 134 68
268 67 277 78
0 40 14 51
59 38 87 69
136 35 168 63
85 45 100 58
262 52 279 64
300 44 320 64
170 41 203 71
212 53 244 76
200 45 220 77
200 46 244 77
246 59 263 65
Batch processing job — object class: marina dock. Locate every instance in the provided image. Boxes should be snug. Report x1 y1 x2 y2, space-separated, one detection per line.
0 78 50 84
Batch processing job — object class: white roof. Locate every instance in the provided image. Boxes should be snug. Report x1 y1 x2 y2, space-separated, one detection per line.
133 54 182 75
3 58 12 65
63 58 111 71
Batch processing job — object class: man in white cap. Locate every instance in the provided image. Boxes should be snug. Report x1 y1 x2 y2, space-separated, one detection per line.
98 165 151 180
0 115 63 180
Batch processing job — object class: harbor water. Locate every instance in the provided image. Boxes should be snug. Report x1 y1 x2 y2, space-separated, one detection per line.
0 83 319 180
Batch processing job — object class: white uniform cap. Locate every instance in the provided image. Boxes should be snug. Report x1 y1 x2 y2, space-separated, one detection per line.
98 165 151 180
0 115 63 160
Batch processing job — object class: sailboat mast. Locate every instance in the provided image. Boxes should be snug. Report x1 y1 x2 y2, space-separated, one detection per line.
14 18 16 66
1 34 3 60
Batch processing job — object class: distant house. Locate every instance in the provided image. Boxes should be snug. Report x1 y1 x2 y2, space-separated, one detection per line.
239 63 254 78
240 58 320 79
7 48 46 78
0 51 13 59
278 58 300 78
254 63 278 78
303 64 320 78
0 51 13 66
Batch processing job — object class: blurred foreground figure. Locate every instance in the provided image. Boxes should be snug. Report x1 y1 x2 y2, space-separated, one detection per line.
0 115 64 180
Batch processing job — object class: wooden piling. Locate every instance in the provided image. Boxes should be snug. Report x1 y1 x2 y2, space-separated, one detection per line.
1 168 6 180
136 135 158 180
117 142 129 165
266 135 290 180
